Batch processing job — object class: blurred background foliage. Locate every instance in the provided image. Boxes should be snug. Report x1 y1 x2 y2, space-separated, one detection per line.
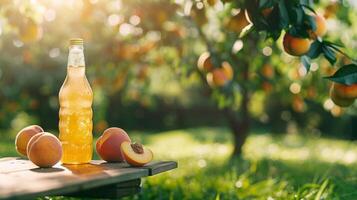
0 0 356 139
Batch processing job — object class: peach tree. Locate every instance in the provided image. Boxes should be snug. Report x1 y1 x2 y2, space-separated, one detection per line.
184 0 357 155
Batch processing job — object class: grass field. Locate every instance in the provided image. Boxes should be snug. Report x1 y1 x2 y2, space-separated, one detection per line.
1 127 357 199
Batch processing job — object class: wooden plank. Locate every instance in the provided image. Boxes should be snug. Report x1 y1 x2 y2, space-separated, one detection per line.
0 158 37 173
115 178 141 188
0 159 148 200
0 157 177 200
66 179 142 198
139 161 178 176
69 186 141 199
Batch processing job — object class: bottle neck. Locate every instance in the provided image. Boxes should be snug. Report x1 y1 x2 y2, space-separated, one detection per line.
67 44 85 68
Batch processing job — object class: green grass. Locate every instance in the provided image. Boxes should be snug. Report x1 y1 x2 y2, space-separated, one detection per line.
1 127 357 199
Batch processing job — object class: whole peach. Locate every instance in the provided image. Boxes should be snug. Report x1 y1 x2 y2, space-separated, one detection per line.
197 52 214 72
212 68 229 87
15 125 44 157
27 132 62 168
283 33 312 56
227 10 250 34
332 83 357 99
313 15 327 37
96 127 131 162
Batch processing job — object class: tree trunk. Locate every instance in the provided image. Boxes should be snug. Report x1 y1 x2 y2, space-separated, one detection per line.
225 58 250 157
224 87 250 157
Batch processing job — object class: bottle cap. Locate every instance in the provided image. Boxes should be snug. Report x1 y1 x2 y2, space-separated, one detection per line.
69 38 84 45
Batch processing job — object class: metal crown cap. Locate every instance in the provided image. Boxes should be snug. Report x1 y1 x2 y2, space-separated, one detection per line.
69 38 84 46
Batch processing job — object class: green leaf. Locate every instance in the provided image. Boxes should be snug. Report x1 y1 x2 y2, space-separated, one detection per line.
301 56 311 72
301 4 317 14
278 0 289 29
323 40 344 48
324 64 357 85
322 46 336 65
259 0 274 9
307 40 322 59
291 7 304 25
305 14 317 32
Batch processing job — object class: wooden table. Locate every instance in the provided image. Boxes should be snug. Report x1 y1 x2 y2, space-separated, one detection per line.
0 157 177 199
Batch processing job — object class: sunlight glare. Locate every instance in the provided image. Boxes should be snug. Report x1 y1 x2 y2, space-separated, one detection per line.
119 23 133 36
129 15 141 26
107 14 122 26
289 82 301 94
323 99 334 110
232 40 243 53
262 46 272 56
310 62 319 71
298 65 307 77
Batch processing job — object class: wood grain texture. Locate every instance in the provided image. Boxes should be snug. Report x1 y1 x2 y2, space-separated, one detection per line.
139 161 178 176
0 157 177 200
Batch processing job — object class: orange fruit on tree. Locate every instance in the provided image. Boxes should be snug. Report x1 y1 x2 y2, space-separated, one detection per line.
227 9 251 34
283 33 312 56
222 61 233 80
212 68 229 87
197 52 214 72
331 83 357 98
309 14 327 39
329 83 357 107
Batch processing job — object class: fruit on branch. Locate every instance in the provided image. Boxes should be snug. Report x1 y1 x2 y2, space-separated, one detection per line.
226 9 251 33
27 132 62 168
15 125 44 157
212 69 228 86
208 69 228 87
222 61 233 80
205 61 234 87
330 91 355 107
331 83 357 99
330 83 357 107
197 52 214 72
121 141 153 166
283 33 312 56
310 14 327 39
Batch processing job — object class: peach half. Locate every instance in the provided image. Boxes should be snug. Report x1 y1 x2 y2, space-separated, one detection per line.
15 125 44 157
96 127 131 162
121 141 153 167
27 132 62 168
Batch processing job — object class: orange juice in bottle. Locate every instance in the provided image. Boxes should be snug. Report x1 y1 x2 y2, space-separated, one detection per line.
59 38 93 164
